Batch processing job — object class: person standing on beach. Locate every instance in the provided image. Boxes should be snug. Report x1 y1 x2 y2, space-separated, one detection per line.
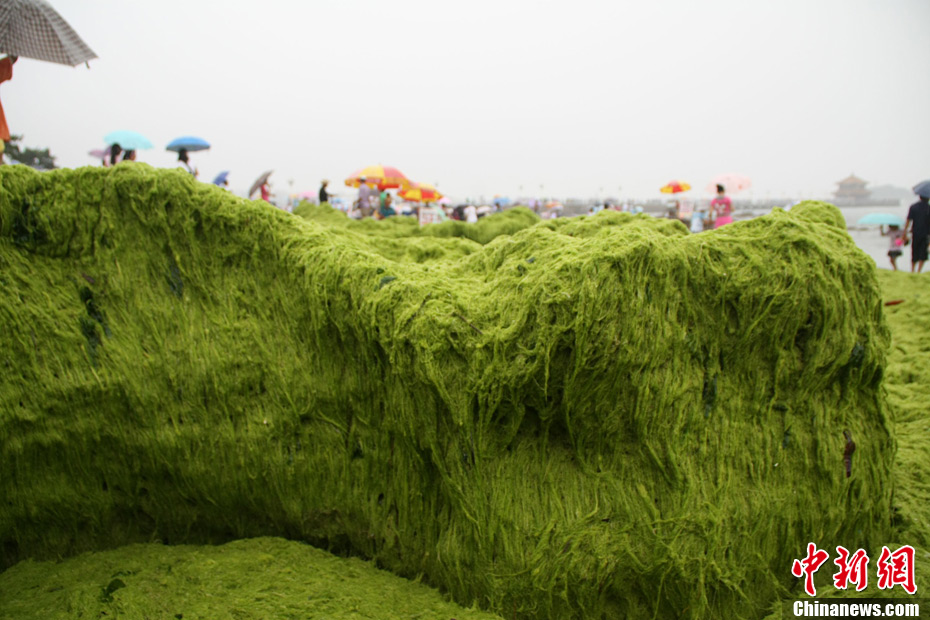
319 180 331 204
0 55 17 165
882 224 905 271
903 193 929 273
357 177 373 217
106 144 122 167
177 149 197 177
710 184 733 228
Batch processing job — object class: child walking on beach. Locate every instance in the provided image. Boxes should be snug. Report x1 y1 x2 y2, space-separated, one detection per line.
882 224 905 271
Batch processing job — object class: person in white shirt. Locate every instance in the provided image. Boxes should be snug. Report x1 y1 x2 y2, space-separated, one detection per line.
464 204 478 223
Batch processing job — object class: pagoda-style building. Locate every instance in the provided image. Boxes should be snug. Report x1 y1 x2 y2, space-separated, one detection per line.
834 174 871 201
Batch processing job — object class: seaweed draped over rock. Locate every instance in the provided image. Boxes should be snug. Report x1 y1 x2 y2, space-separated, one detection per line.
0 165 893 619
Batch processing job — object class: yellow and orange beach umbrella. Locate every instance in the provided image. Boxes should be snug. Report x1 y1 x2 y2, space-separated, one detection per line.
345 165 410 190
660 180 691 194
399 182 442 203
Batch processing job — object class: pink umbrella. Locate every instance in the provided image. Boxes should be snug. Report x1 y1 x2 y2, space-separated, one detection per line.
437 196 452 205
88 148 107 160
706 173 751 195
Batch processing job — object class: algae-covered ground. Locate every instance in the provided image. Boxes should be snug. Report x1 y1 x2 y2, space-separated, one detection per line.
0 537 503 620
0 164 922 619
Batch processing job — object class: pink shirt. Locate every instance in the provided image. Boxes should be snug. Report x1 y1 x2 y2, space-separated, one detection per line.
710 196 732 217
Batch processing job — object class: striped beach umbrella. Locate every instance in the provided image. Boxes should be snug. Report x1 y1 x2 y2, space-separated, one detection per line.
345 165 410 190
399 182 442 203
660 180 691 194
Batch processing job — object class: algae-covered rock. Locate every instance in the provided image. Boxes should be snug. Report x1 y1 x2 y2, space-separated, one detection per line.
0 165 894 619
0 537 504 619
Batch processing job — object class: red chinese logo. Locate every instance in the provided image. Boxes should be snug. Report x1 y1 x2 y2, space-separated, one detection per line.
792 542 830 596
833 546 869 591
877 545 916 594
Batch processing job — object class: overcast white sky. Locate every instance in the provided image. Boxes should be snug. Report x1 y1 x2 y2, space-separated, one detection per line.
5 0 930 201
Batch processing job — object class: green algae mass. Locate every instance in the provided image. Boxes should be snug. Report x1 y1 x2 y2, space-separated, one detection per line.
0 166 897 618
0 537 503 619
294 201 542 246
873 271 930 572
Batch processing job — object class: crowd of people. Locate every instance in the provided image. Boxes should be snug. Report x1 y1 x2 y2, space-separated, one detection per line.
335 180 744 230
333 176 493 224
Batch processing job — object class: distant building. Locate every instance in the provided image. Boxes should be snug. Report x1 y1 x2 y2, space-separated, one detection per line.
834 174 871 201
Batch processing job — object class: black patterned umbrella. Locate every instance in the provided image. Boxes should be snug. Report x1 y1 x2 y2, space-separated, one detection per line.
249 170 273 198
0 0 96 67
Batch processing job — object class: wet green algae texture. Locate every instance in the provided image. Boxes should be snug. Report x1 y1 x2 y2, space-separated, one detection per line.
0 537 501 620
0 164 904 618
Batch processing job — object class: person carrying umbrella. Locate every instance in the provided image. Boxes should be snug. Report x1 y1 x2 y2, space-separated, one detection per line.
903 186 930 273
105 144 122 167
0 55 17 164
167 137 208 177
0 0 96 162
710 184 733 228
177 149 197 177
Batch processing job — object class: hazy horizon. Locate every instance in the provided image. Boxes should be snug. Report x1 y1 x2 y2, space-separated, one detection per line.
4 0 929 201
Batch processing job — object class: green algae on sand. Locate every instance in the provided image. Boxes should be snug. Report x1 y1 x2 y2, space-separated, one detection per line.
0 537 503 620
0 165 896 619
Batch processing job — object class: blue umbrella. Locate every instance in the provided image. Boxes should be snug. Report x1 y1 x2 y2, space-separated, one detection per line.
167 136 211 152
913 180 930 198
213 171 229 186
104 130 153 150
857 213 905 227
492 196 511 206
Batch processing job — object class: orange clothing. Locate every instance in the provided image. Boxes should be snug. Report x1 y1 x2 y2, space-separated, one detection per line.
0 57 13 141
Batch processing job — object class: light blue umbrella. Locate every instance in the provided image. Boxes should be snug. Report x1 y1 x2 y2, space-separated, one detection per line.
857 213 905 227
167 136 210 152
104 130 153 150
913 180 930 198
212 171 229 186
